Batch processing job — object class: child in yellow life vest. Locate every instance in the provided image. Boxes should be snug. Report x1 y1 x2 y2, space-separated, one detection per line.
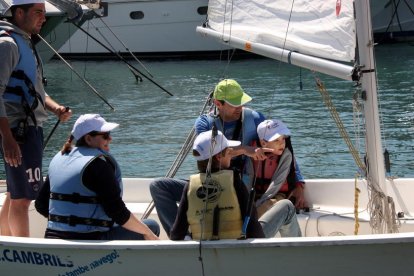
246 119 303 237
170 130 264 240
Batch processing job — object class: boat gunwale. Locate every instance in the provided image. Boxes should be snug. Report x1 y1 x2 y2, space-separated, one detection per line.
1 232 414 250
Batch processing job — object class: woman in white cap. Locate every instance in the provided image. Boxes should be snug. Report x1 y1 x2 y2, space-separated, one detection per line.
170 130 264 240
35 114 159 240
246 119 303 238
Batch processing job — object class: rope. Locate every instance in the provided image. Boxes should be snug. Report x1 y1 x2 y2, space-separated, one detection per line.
314 77 366 173
353 82 399 234
366 176 400 233
314 76 400 234
353 175 360 235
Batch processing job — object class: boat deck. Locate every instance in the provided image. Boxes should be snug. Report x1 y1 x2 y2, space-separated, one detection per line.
1 178 414 239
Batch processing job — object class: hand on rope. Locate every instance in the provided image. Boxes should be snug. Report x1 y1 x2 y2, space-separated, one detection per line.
44 106 70 150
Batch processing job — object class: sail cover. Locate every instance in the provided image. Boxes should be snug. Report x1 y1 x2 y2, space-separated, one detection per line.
207 0 356 62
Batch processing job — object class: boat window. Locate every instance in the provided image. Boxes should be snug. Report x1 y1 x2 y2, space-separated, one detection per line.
197 6 208 15
130 11 144 20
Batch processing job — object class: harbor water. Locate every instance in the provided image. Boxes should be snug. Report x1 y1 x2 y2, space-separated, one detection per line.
1 43 413 180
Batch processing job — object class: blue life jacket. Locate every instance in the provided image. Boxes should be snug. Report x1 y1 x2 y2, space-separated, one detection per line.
1 30 43 123
213 108 259 183
213 107 258 146
47 147 123 233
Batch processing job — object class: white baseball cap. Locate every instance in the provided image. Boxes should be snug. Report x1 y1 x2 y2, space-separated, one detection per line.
71 114 119 140
3 0 45 17
257 119 291 142
193 130 241 161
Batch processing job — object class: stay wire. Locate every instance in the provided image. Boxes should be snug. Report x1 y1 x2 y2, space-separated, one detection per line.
36 34 115 110
265 0 294 117
87 20 142 82
198 123 218 276
71 22 174 96
94 14 154 78
141 92 215 219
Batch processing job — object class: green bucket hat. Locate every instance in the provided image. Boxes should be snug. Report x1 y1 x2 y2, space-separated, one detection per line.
213 79 252 107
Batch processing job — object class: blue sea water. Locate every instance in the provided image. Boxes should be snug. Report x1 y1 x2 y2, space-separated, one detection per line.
1 43 413 180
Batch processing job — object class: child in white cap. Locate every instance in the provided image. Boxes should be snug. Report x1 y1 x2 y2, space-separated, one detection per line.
35 114 160 240
247 119 303 237
170 130 264 240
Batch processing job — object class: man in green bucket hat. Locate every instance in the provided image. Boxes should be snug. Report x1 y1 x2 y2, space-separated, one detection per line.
213 79 252 107
150 79 305 238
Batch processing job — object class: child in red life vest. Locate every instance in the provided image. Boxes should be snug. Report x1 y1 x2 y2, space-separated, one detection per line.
246 119 303 237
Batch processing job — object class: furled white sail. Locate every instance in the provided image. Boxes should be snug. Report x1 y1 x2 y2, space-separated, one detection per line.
206 0 356 63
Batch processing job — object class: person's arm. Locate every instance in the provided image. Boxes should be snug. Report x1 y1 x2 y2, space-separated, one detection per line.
288 159 306 209
256 150 293 207
83 157 158 240
121 213 159 240
293 159 305 183
253 110 266 126
170 184 190 240
34 176 51 218
44 96 72 122
288 183 306 209
194 114 212 135
227 145 271 161
0 117 21 167
0 37 21 167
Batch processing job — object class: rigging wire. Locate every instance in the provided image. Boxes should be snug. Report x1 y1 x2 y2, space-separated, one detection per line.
87 20 142 82
141 0 237 220
262 0 297 118
94 14 154 78
314 76 366 173
37 34 115 110
141 92 215 219
197 123 219 276
71 22 174 96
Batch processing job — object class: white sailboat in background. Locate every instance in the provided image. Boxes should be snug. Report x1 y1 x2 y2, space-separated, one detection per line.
1 0 414 275
372 0 414 42
54 0 414 59
57 0 230 59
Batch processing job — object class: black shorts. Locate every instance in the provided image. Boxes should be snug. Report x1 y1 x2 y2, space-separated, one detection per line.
1 126 44 200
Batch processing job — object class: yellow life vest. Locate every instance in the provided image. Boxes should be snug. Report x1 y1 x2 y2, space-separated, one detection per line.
187 170 243 240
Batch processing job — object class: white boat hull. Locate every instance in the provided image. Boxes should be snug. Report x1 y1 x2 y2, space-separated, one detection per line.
58 0 228 58
57 0 414 58
1 234 414 275
1 177 414 274
372 0 414 42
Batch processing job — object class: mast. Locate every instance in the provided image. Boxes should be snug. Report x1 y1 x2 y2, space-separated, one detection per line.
354 0 386 191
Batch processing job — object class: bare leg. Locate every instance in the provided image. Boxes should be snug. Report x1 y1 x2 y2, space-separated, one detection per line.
0 192 12 236
8 198 31 237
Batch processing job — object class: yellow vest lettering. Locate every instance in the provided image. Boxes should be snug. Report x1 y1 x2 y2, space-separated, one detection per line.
187 170 242 240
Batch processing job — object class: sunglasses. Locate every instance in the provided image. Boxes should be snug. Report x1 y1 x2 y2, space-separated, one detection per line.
89 131 111 140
